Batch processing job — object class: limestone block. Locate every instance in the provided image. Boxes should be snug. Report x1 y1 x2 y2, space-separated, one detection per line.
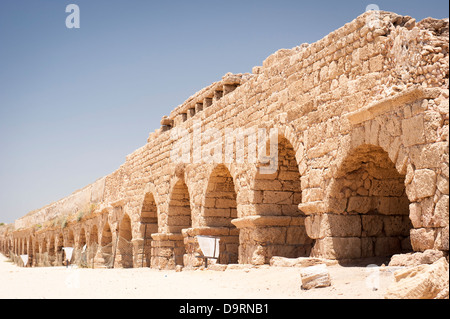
306 214 362 239
347 196 372 214
312 237 361 259
437 174 449 195
305 215 325 239
374 237 401 257
410 228 436 252
435 226 449 251
389 249 446 267
262 191 293 204
286 226 311 245
409 203 422 228
413 169 437 200
410 142 447 169
434 195 449 227
362 215 384 237
385 257 449 299
383 215 411 237
269 256 338 267
300 264 332 290
302 188 324 202
369 55 384 72
326 197 347 214
401 115 426 147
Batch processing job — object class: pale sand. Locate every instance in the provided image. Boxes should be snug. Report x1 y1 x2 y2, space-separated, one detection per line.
0 254 397 299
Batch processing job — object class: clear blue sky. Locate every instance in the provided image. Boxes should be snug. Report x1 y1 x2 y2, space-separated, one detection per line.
0 0 448 224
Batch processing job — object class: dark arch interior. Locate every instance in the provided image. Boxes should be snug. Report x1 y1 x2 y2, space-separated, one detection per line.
328 144 413 262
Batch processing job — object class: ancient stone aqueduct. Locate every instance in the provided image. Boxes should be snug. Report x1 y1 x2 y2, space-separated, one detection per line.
1 11 449 270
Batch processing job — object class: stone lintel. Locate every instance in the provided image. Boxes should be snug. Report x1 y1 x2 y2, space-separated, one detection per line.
151 232 184 242
345 86 440 125
181 227 231 237
231 215 302 229
298 201 326 215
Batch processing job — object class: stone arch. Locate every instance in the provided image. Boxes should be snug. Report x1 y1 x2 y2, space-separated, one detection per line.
55 232 64 266
25 236 31 260
90 225 99 245
66 229 75 248
167 178 192 267
312 143 413 261
40 237 49 267
190 163 240 265
76 228 87 266
168 179 192 234
203 164 238 226
79 228 87 249
21 238 26 256
31 236 37 267
99 221 113 267
139 191 158 267
117 213 134 268
253 134 304 217
235 133 312 264
86 224 99 268
48 234 56 266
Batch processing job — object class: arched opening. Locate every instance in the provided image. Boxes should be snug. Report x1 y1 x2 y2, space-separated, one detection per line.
100 222 113 268
86 225 98 268
250 135 312 262
140 192 158 267
77 228 87 267
25 237 31 265
117 214 134 268
90 225 99 246
79 229 86 250
203 164 239 264
31 238 37 267
55 233 64 266
86 225 99 268
62 230 75 265
41 238 48 267
168 180 192 266
48 235 55 266
327 144 412 262
67 230 75 248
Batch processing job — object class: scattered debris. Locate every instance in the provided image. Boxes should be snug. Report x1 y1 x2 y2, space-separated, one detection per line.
300 264 332 290
385 257 449 299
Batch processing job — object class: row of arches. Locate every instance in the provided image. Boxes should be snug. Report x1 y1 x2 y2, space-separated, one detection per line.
2 134 414 268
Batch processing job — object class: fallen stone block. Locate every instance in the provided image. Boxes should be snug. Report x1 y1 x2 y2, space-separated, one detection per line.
270 256 338 267
300 264 332 290
385 257 449 299
389 249 445 267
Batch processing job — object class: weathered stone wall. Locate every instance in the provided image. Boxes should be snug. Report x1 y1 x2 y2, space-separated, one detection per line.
1 11 448 269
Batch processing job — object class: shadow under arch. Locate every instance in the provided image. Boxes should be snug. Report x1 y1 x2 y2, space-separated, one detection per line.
167 178 192 266
238 133 312 264
201 163 239 264
117 214 134 268
320 143 413 264
139 191 158 267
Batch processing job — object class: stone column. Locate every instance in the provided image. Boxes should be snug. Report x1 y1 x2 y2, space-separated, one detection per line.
232 215 311 265
150 233 184 270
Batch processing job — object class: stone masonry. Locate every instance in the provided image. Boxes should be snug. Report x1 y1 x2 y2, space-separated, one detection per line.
1 11 448 270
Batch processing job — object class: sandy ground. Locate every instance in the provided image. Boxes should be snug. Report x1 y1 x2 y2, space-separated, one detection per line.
0 253 399 299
